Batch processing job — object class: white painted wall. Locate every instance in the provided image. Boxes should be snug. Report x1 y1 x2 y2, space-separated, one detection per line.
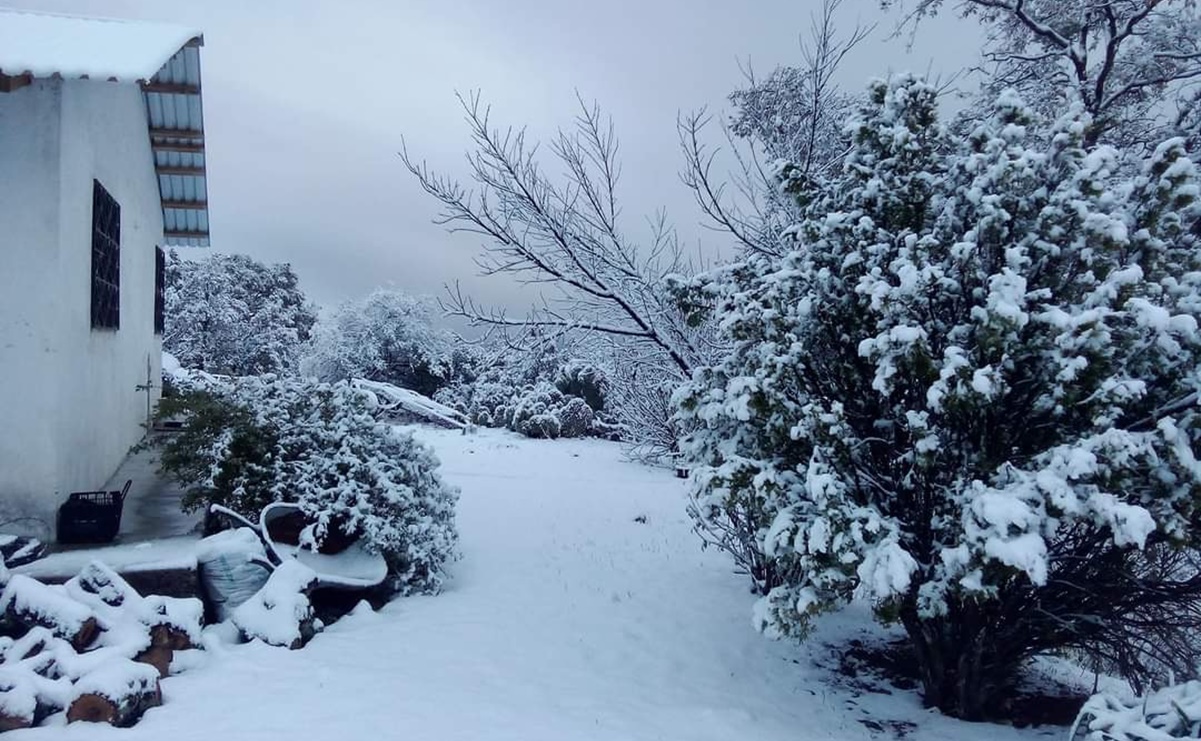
0 78 163 539
0 79 64 536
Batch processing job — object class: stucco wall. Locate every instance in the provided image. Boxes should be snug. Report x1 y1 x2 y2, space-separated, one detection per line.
0 79 163 538
0 79 64 535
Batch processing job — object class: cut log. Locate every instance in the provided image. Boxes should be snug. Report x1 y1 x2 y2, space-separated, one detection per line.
132 624 192 678
0 576 100 651
132 644 172 680
67 562 140 608
0 712 31 733
140 596 203 649
6 629 63 680
0 673 36 732
0 538 45 570
65 562 204 650
67 660 161 727
0 665 70 731
66 687 161 727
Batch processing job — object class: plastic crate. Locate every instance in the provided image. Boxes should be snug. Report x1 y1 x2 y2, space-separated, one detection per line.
56 479 130 544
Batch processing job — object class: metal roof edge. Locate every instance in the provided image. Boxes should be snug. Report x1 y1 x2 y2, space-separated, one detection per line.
144 41 210 247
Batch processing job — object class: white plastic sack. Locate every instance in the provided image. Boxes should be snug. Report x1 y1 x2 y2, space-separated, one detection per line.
196 528 273 622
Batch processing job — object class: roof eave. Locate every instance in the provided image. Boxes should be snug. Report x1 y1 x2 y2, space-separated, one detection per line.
144 41 210 247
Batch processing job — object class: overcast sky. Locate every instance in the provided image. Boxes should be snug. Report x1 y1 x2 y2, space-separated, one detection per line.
18 0 983 311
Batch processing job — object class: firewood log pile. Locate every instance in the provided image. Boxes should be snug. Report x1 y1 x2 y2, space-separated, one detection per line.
0 560 203 730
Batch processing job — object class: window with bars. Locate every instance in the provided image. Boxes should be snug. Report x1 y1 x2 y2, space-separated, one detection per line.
154 247 166 335
91 180 120 330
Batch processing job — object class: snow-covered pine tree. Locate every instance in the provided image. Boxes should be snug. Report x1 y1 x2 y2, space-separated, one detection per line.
676 75 1201 719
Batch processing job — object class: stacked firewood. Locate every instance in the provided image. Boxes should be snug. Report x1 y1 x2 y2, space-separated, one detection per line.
0 560 203 730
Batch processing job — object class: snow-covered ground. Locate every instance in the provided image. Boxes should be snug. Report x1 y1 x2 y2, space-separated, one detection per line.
18 428 1067 740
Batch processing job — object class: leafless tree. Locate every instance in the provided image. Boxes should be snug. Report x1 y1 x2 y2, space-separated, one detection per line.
402 92 707 378
679 0 871 257
888 0 1201 151
402 93 726 454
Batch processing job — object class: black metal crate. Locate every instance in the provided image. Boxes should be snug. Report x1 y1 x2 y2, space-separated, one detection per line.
56 480 130 544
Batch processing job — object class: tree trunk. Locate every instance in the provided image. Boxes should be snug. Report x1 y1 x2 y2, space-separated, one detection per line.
900 602 1017 721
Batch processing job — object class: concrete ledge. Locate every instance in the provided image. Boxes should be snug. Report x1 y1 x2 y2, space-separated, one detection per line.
14 536 200 597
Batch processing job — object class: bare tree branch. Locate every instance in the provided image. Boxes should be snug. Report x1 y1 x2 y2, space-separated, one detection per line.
402 93 707 378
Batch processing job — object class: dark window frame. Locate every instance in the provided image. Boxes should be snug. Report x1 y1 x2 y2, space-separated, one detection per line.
154 247 165 335
90 180 121 330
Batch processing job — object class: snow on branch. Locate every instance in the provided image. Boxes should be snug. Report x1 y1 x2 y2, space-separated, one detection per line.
401 92 703 377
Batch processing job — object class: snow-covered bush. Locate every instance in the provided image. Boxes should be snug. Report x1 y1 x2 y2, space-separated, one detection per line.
437 341 616 439
555 397 596 438
153 375 458 593
555 359 608 413
676 75 1201 718
301 290 473 397
1073 682 1201 740
164 252 317 376
449 378 601 440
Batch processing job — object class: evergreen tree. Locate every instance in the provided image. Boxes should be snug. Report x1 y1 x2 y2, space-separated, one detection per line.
677 75 1201 718
164 252 317 376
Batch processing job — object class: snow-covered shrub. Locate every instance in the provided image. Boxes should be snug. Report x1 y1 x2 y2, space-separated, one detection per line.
556 397 596 438
676 75 1201 719
301 290 474 397
510 383 568 439
555 360 608 413
164 252 317 376
437 342 616 439
1073 682 1201 740
153 375 459 593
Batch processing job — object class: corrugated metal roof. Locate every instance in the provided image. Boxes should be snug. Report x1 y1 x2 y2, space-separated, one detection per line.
143 42 210 247
0 9 210 247
0 8 197 81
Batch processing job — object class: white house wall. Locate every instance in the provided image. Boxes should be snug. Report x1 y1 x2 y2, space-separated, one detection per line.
55 79 164 517
0 78 164 537
0 79 65 534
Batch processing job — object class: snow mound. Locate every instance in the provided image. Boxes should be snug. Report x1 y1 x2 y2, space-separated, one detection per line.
1074 682 1201 740
232 561 320 649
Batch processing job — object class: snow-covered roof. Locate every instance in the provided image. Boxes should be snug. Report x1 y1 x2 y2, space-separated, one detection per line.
0 8 212 247
0 8 198 82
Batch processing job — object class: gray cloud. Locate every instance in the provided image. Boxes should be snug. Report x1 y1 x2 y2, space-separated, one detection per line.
16 0 983 311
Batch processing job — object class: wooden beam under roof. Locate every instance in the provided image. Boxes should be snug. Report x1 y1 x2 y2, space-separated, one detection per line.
141 82 201 95
0 72 32 93
156 165 206 176
148 127 203 141
152 141 204 154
